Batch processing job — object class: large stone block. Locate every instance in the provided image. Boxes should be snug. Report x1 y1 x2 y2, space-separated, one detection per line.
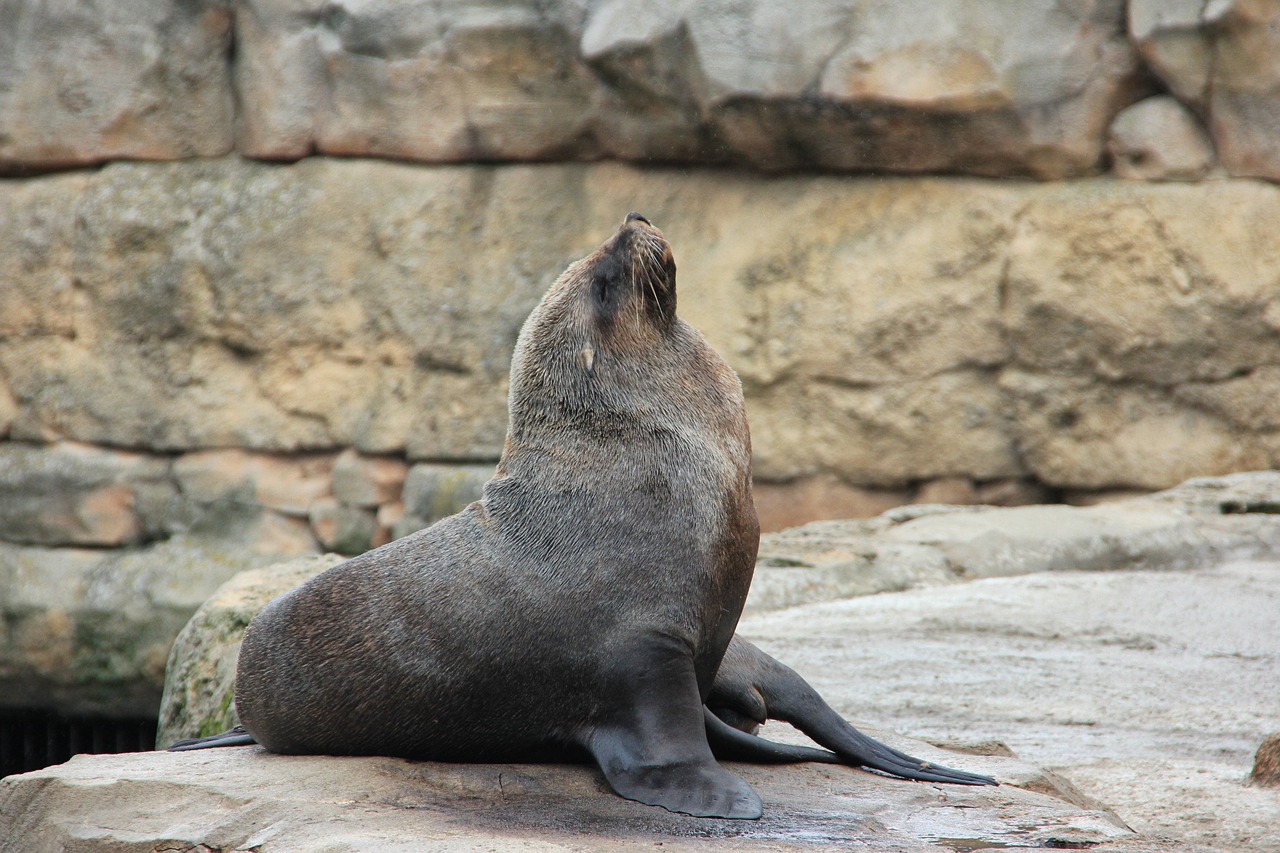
679 0 1145 178
0 0 234 171
1004 180 1280 385
235 0 596 162
0 442 180 547
1 158 557 456
1001 370 1277 491
1130 0 1280 181
751 370 1025 487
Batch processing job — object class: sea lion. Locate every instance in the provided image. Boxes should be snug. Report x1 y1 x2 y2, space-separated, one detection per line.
171 213 995 818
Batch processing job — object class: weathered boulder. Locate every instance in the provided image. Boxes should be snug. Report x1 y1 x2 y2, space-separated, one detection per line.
1108 95 1216 180
1130 0 1280 181
0 0 234 170
157 553 344 746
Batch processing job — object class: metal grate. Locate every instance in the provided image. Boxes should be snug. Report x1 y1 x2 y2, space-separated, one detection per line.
0 708 158 778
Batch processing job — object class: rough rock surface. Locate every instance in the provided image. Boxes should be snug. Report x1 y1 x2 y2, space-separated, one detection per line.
0 746 1162 853
0 0 234 170
1130 0 1280 181
3 159 1279 492
0 535 282 717
232 0 1143 178
749 471 1280 610
3 1 1280 181
0 0 1149 178
742 559 1280 852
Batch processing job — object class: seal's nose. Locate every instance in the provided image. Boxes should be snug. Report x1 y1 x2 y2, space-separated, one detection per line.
624 212 651 226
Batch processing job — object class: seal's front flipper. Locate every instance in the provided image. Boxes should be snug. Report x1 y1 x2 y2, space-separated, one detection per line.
712 637 997 786
168 725 257 751
586 640 763 819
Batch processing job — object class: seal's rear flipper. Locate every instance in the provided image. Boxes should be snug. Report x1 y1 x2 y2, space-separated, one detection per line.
168 725 256 751
704 706 840 765
712 638 997 786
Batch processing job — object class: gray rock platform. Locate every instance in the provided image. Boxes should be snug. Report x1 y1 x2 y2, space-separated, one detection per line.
1 741 1154 853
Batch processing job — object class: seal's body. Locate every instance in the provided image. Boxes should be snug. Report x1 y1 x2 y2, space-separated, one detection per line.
175 214 996 818
235 214 763 817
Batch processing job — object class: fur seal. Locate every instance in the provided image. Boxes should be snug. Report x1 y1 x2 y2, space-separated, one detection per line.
171 213 995 818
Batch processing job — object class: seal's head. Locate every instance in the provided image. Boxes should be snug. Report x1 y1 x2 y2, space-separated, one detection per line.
505 212 716 441
534 211 677 344
581 211 677 332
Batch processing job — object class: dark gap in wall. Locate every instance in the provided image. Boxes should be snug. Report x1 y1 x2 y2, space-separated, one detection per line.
0 708 157 779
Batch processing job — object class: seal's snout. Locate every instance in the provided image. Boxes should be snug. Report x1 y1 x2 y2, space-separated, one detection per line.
624 212 651 226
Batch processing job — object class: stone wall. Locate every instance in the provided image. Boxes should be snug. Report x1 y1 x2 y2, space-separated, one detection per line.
4 1 1280 181
2 0 1279 718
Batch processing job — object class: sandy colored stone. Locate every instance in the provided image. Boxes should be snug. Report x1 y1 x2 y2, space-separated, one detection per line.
332 449 408 508
753 476 908 532
3 160 1280 492
0 379 15 439
1109 95 1215 180
0 171 86 343
913 477 978 506
173 449 335 516
1002 370 1277 491
1004 179 1280 384
751 370 1024 486
308 497 377 555
0 441 176 546
0 0 234 172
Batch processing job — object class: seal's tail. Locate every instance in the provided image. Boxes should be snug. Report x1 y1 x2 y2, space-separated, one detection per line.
167 725 257 751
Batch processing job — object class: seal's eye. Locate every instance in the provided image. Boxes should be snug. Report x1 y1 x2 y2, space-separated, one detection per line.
591 262 625 320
